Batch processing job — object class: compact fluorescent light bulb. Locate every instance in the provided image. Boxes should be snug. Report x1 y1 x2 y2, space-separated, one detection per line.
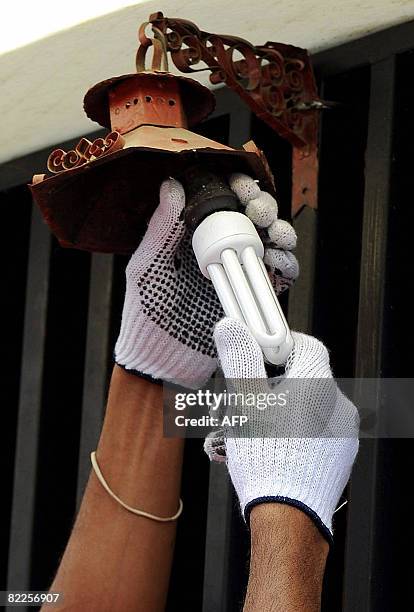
192 211 293 365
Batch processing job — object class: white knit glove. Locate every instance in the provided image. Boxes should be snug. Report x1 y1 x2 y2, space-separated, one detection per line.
115 175 299 388
205 318 359 540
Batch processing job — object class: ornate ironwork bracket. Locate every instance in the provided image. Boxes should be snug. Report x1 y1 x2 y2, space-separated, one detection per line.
147 11 322 216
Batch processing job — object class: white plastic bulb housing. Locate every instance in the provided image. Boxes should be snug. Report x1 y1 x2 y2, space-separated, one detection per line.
192 211 293 365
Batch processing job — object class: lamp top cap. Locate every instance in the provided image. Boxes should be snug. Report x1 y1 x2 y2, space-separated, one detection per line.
83 71 216 130
83 16 216 130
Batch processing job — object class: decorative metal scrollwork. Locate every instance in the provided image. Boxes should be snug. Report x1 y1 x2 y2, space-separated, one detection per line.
147 12 321 151
47 131 125 174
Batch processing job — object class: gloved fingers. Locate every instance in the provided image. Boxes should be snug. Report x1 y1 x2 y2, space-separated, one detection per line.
127 178 186 274
268 274 295 295
151 178 186 247
213 318 270 449
228 172 261 205
214 317 268 380
228 173 298 295
286 331 332 378
264 248 299 295
204 429 227 463
264 249 299 280
229 173 297 251
245 191 278 228
229 173 279 227
267 219 297 250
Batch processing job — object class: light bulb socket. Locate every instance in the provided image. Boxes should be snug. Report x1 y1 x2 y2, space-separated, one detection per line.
179 164 239 231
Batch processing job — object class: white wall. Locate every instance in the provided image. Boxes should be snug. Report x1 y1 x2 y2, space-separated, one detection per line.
1 0 414 164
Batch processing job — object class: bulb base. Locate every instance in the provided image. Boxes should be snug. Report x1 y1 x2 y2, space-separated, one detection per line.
192 211 264 277
180 164 239 231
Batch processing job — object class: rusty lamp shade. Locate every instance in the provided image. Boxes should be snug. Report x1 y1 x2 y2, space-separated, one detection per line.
30 27 275 255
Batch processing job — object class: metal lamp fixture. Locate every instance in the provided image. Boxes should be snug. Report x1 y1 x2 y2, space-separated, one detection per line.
30 13 323 364
30 19 275 254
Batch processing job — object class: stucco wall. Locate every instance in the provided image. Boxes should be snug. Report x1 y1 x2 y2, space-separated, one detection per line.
1 0 414 164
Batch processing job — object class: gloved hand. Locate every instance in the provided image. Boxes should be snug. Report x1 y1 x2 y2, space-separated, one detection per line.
204 318 359 540
115 174 299 388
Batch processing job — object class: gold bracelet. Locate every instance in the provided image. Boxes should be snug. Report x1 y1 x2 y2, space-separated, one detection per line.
90 451 183 522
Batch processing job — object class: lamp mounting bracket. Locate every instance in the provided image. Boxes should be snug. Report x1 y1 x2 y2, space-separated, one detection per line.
146 11 322 216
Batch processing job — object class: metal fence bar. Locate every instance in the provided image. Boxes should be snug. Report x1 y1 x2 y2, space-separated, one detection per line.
202 463 233 611
202 89 251 612
7 205 51 596
286 77 328 335
76 253 114 505
288 206 317 332
342 56 395 612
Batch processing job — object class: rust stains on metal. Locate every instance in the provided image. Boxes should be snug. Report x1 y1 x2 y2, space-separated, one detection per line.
31 143 275 254
30 12 321 255
108 77 187 134
148 12 321 215
84 71 215 132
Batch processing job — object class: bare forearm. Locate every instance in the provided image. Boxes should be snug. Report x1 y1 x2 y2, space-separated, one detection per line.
244 505 329 612
47 366 184 612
